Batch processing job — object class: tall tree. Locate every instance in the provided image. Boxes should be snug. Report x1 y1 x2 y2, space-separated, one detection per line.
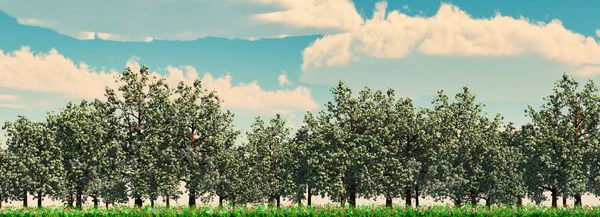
3 116 62 208
525 74 599 207
172 80 225 208
245 114 295 208
428 87 494 206
105 65 168 208
0 148 12 208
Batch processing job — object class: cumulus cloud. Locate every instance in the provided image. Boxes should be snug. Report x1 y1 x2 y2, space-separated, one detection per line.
0 94 19 101
253 0 364 31
301 1 600 70
164 66 318 114
278 72 292 86
573 66 600 77
0 46 120 99
0 46 317 114
0 104 27 109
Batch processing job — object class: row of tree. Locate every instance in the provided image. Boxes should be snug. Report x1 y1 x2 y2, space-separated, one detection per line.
1 66 600 209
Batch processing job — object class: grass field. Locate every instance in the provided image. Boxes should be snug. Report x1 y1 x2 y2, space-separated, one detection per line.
1 205 599 217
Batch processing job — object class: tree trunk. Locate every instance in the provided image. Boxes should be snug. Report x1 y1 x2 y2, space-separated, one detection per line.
307 187 313 207
166 196 170 208
188 190 196 208
150 199 154 208
575 194 582 206
385 197 392 208
406 187 412 207
340 181 345 207
23 190 27 207
415 185 420 207
485 197 491 210
470 190 477 207
134 197 143 208
67 193 74 208
37 192 42 207
106 200 109 209
349 186 357 208
455 198 462 207
517 197 523 209
76 190 83 209
219 195 223 207
276 196 281 209
93 196 99 208
0 194 2 208
563 196 567 207
551 189 557 208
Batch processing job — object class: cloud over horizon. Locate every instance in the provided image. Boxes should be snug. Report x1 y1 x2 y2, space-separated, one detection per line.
0 47 318 115
301 2 600 72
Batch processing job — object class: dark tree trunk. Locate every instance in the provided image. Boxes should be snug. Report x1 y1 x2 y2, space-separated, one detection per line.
67 193 74 208
188 190 196 208
150 199 154 208
340 193 345 206
37 192 42 207
307 188 313 207
23 190 27 207
455 198 462 207
93 196 99 208
517 197 523 209
76 190 83 209
563 196 567 207
485 197 491 210
219 195 224 207
0 194 2 208
470 190 477 207
406 187 412 207
276 196 281 209
134 197 143 208
385 197 392 208
415 185 420 207
166 196 170 208
105 200 109 209
575 194 582 206
349 187 357 208
551 189 558 208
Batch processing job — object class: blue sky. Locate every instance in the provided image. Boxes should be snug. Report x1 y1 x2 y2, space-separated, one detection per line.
1 0 600 145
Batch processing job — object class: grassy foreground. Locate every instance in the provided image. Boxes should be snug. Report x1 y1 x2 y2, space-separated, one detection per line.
1 204 599 217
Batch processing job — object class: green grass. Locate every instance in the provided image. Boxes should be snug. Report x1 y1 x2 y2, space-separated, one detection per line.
1 204 599 217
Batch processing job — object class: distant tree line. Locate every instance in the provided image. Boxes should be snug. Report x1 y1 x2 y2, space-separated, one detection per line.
2 66 600 210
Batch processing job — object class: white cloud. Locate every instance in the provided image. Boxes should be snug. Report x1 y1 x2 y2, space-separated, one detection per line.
573 66 600 77
0 104 27 109
0 46 120 99
253 0 364 31
278 72 292 86
97 32 153 42
73 31 96 40
0 47 318 114
16 17 50 26
164 66 318 114
0 94 19 101
0 0 363 41
301 2 600 70
596 29 600 38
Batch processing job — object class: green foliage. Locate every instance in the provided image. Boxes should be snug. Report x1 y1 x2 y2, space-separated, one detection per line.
2 205 600 217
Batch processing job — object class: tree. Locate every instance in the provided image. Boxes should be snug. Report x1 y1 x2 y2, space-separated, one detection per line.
202 110 241 207
172 80 226 208
292 112 327 207
105 65 168 208
525 74 599 208
428 87 494 206
0 147 13 208
245 114 295 208
367 89 419 207
3 116 62 208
